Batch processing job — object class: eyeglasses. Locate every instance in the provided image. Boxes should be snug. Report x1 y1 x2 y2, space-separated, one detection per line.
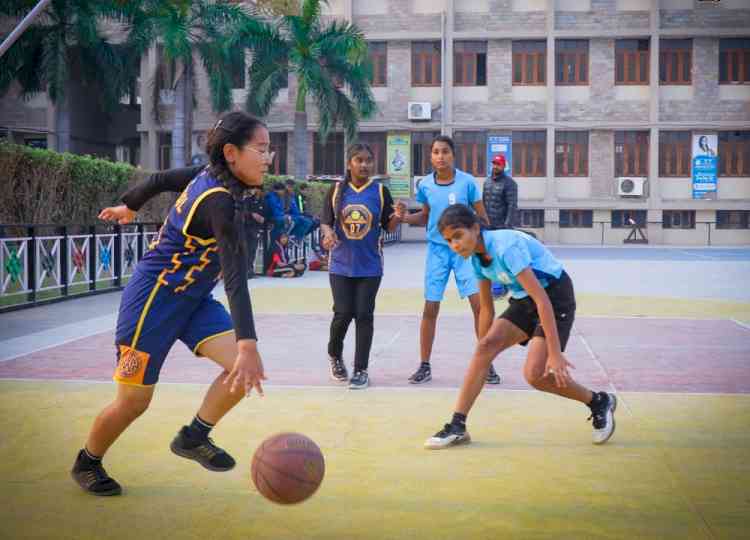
245 146 275 162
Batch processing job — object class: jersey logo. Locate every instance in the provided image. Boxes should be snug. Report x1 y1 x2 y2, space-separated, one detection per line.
341 204 373 240
448 193 456 205
498 271 512 284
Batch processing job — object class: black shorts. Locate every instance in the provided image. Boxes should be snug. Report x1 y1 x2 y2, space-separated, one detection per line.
499 271 576 351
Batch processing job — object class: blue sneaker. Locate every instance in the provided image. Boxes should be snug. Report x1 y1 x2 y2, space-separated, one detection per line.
491 282 508 299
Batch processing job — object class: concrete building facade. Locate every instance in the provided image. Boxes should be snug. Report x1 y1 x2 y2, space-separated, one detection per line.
3 0 749 244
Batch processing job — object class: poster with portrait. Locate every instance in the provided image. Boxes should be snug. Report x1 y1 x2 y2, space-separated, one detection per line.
387 133 412 198
486 134 512 177
692 134 718 200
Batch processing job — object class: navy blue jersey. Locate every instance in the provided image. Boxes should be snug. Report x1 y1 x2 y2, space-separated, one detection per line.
137 170 229 298
326 180 392 278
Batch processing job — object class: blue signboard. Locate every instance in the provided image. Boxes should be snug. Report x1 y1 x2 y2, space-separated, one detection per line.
692 134 718 200
486 134 512 177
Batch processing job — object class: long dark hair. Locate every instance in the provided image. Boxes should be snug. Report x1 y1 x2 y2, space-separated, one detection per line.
332 143 375 225
437 203 479 233
205 111 267 253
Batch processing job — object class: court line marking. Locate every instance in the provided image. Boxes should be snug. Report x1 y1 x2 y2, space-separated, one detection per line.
576 330 718 540
676 249 718 261
731 319 750 331
0 377 748 396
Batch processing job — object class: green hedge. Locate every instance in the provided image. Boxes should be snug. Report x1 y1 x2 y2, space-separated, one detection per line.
0 141 330 225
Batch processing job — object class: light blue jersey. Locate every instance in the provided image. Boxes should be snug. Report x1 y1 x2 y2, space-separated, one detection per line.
416 169 481 245
471 229 563 300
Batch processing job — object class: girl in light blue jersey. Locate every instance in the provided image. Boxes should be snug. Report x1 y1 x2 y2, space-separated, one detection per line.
423 204 617 450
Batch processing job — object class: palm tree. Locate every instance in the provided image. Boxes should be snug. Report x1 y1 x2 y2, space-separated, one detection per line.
236 0 376 179
0 0 137 152
121 0 254 167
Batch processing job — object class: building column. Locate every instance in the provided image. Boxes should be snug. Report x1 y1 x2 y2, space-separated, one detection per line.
544 0 558 241
647 0 662 243
442 0 454 136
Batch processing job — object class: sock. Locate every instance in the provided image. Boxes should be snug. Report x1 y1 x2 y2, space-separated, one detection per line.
451 412 467 429
188 415 214 440
83 447 101 462
421 361 431 369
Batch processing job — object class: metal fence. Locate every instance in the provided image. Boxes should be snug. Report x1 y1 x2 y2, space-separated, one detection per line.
0 222 402 312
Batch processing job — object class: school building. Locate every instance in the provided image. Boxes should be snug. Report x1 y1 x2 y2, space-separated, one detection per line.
2 0 750 245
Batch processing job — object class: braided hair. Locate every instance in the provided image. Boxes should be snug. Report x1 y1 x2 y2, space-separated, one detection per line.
332 143 375 225
205 111 267 253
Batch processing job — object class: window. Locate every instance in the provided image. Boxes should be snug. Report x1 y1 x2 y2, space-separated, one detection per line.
716 210 750 230
719 38 750 84
412 131 440 177
612 210 647 229
518 209 544 229
513 41 546 86
159 132 172 169
556 40 588 85
412 42 441 86
229 48 245 89
454 42 487 86
615 131 649 177
368 42 387 87
662 210 695 229
660 39 691 85
615 39 649 85
512 131 546 177
313 132 345 175
560 210 593 228
357 132 387 176
718 131 750 177
659 131 691 177
269 132 287 175
555 131 588 177
454 131 486 177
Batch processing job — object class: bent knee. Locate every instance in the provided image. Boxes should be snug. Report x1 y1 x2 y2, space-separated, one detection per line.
115 395 151 419
523 367 547 389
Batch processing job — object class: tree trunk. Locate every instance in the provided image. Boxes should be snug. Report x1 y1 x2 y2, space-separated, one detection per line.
55 92 71 153
293 110 308 181
172 59 186 168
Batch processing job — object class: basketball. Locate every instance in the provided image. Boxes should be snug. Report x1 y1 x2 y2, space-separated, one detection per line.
251 432 325 504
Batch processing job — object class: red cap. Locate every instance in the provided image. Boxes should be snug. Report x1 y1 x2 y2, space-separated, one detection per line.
492 154 506 168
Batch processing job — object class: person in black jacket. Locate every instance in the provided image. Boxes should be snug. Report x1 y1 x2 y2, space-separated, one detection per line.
483 154 518 299
483 154 518 230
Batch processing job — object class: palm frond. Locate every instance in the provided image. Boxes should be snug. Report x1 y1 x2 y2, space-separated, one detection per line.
40 28 67 102
196 40 233 113
0 25 45 96
245 47 289 117
301 0 326 27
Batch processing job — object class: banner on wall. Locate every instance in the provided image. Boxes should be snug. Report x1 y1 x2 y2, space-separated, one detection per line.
387 133 412 198
692 133 718 200
486 134 512 177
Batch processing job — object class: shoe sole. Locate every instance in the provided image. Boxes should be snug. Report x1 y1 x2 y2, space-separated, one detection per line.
593 393 618 445
485 376 502 385
330 374 348 382
170 441 235 472
424 433 472 450
349 382 369 390
71 472 122 496
409 373 432 384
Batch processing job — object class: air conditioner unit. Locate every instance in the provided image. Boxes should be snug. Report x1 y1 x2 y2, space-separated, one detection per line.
617 177 647 197
408 102 432 121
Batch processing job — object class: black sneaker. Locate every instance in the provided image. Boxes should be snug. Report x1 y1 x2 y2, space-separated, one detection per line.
329 356 348 382
349 370 369 390
408 363 432 384
424 423 471 450
71 449 122 496
170 427 236 471
486 364 502 385
588 392 618 445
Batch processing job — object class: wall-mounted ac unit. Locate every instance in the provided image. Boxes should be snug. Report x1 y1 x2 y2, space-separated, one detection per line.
617 177 647 197
408 102 432 121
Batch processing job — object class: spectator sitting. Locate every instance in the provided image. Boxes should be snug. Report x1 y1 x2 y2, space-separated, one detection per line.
287 179 320 234
308 247 329 272
265 181 313 242
266 233 306 278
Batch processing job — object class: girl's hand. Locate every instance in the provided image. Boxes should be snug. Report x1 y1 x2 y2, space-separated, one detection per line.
394 201 407 220
321 231 339 251
98 205 135 225
545 352 575 388
224 340 266 397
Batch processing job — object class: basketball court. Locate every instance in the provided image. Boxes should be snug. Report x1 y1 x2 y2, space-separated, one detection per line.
1 244 749 539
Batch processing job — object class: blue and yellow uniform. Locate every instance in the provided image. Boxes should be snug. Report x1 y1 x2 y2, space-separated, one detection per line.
114 170 240 386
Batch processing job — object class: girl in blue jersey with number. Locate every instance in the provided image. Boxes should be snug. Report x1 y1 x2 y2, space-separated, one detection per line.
321 143 403 389
72 112 271 496
423 204 617 449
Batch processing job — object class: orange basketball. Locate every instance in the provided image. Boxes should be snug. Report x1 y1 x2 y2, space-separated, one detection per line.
251 432 325 504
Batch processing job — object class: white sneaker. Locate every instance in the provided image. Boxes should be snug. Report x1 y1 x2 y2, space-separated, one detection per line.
589 392 618 445
424 423 471 450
